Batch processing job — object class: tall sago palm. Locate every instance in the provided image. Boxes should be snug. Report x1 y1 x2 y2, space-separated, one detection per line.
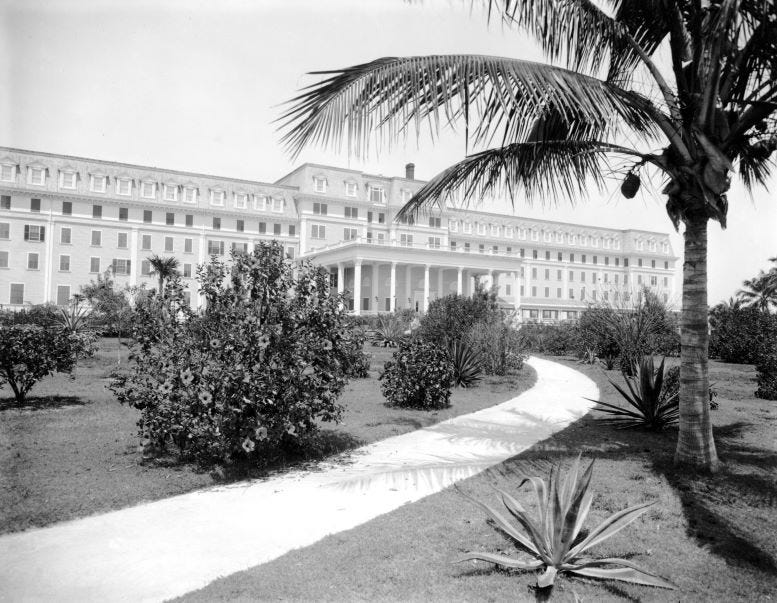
147 254 180 295
279 0 777 470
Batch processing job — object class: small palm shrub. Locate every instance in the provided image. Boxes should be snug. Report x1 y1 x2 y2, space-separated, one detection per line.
380 339 454 409
590 356 679 430
457 455 675 590
110 242 355 465
449 340 482 388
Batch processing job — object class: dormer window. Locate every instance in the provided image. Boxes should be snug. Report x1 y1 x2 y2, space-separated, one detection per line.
345 181 358 197
271 198 284 213
543 231 552 242
531 229 539 241
183 187 197 204
370 186 386 204
463 222 472 234
59 171 77 190
448 219 459 232
570 234 578 245
649 240 657 252
490 224 500 237
28 167 46 186
505 226 514 238
234 192 248 209
662 242 669 254
141 181 156 199
254 195 267 211
313 176 327 193
90 174 107 193
209 190 225 206
163 184 178 202
555 232 564 243
0 163 15 182
116 178 132 196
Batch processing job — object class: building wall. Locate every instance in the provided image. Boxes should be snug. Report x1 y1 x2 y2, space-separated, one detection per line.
0 148 678 317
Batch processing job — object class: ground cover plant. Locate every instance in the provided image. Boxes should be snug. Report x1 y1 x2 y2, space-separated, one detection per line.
1 338 535 534
178 357 776 602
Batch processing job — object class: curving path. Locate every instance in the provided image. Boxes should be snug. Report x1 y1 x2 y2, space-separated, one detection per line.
0 357 598 603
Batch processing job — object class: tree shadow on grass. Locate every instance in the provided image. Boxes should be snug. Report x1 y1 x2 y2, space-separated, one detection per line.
0 395 86 411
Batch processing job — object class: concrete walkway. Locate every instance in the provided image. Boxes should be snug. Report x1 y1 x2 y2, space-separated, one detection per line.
0 356 598 603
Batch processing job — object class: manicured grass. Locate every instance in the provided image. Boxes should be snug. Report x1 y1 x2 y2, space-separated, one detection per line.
0 339 536 535
178 358 777 602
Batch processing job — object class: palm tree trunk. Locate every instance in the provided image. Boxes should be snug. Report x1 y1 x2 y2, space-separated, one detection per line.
675 213 720 471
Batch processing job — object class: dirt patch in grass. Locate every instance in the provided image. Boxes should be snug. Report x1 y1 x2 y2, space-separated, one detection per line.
179 357 776 602
0 339 536 535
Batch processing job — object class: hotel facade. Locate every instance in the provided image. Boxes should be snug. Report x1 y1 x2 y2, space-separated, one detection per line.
0 147 678 321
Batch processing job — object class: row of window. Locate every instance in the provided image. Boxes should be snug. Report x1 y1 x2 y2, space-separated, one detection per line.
312 176 399 204
522 286 668 303
5 282 197 307
0 167 287 211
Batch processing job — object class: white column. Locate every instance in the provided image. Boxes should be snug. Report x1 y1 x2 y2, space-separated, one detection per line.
488 269 494 293
437 268 444 299
405 265 412 309
423 264 430 312
457 267 463 295
389 262 397 311
337 262 344 294
299 217 308 254
512 271 520 309
369 263 377 312
353 260 362 315
43 207 54 303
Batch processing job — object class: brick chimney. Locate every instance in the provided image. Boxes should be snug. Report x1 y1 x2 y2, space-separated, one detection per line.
405 162 415 180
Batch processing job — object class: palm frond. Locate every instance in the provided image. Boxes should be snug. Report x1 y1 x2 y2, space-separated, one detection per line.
279 55 660 159
395 140 641 219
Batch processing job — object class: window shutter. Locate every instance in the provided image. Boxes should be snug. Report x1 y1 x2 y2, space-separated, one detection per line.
24 224 29 240
40 226 45 241
127 260 132 274
112 259 117 273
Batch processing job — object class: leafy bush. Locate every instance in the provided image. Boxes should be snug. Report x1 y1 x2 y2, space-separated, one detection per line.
0 325 96 405
0 304 60 328
755 349 777 400
341 328 371 378
590 356 679 430
110 242 356 465
709 305 777 364
418 284 500 345
467 319 527 375
457 455 675 590
518 321 580 356
449 340 482 388
379 339 454 409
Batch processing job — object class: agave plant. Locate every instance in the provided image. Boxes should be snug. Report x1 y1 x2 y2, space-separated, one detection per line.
372 314 406 347
56 302 92 334
590 356 679 430
457 456 675 590
449 340 482 388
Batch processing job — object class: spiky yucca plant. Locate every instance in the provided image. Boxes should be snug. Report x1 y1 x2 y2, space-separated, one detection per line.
591 356 679 430
56 302 92 334
372 313 407 347
449 340 483 388
457 456 675 590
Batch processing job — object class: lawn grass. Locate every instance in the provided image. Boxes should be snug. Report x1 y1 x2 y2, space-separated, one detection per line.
178 357 777 602
0 338 536 535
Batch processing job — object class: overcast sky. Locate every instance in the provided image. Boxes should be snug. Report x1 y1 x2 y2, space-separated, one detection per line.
1 0 774 304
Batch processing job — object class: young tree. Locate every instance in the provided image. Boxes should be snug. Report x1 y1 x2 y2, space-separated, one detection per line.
737 258 777 312
81 271 133 362
279 1 777 471
147 254 180 295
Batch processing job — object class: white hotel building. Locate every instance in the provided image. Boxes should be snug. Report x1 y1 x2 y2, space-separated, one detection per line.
0 147 677 320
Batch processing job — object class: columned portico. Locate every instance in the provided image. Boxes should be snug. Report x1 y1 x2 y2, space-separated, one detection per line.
306 238 524 315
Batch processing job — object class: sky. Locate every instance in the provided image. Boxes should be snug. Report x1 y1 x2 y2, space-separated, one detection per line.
1 0 774 304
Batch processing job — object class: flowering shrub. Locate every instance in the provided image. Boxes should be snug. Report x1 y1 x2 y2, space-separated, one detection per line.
380 339 454 409
0 325 96 405
110 242 356 465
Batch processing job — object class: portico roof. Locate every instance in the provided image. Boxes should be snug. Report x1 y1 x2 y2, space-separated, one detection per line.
301 237 523 274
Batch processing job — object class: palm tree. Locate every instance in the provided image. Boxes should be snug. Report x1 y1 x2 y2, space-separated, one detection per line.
738 270 777 312
280 1 777 471
147 254 180 295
